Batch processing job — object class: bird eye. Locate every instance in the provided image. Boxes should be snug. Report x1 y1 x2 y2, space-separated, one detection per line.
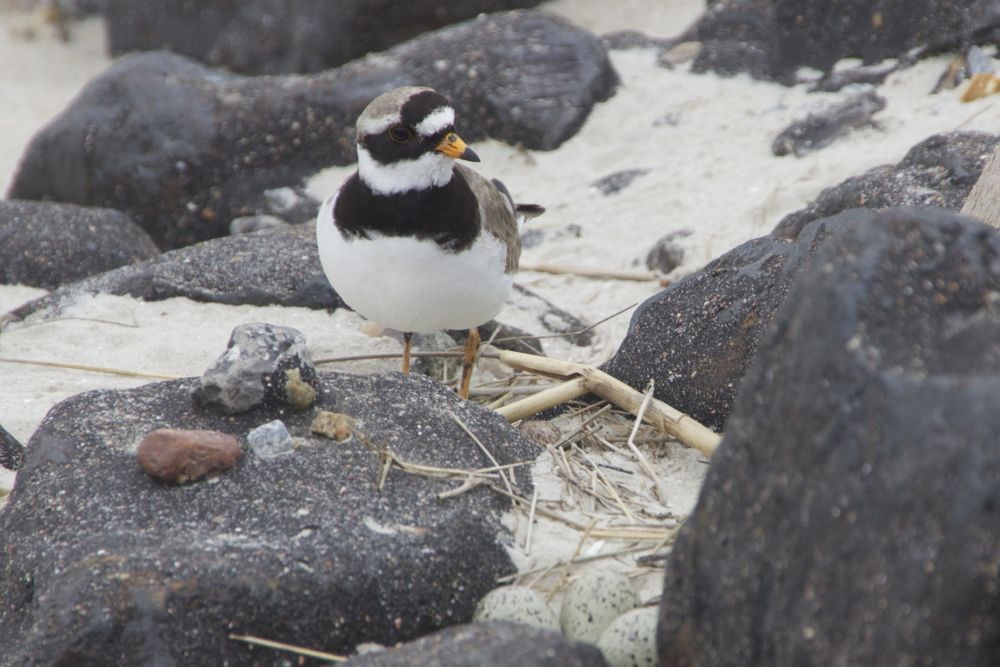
388 125 413 143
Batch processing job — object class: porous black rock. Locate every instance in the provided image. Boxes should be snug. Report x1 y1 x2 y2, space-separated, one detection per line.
2 224 343 324
192 323 320 415
689 0 994 84
342 622 607 667
658 207 1000 666
645 230 690 275
9 12 617 248
104 0 544 75
0 199 159 289
604 208 878 431
774 130 999 239
0 425 23 471
771 88 886 157
590 168 651 195
0 371 539 664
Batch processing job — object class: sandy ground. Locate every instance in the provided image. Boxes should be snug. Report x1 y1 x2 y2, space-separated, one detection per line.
3 0 1000 626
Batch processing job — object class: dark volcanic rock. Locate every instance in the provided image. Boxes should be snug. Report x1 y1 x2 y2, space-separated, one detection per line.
690 0 993 83
2 224 343 324
0 425 23 471
9 12 616 248
658 207 1000 666
0 200 159 289
605 209 880 430
104 0 544 75
590 168 651 195
774 130 999 239
771 88 886 157
0 371 539 664
645 230 690 275
192 323 321 415
342 622 608 667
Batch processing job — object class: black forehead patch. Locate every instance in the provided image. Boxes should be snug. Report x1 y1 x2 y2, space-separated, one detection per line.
400 90 452 127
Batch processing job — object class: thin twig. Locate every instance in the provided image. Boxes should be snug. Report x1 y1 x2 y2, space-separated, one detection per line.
546 519 599 602
497 351 721 458
520 262 669 285
625 381 667 502
524 487 539 556
228 634 347 662
438 476 488 499
497 537 679 584
578 447 636 523
315 350 501 366
490 302 638 345
447 408 514 495
0 357 178 380
551 403 615 449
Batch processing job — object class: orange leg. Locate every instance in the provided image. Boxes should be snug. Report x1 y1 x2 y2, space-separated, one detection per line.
459 327 481 399
402 332 413 374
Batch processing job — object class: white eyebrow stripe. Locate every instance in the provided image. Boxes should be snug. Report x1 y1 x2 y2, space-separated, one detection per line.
358 113 401 136
415 106 455 137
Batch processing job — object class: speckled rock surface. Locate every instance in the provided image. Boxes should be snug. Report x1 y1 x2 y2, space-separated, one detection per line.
0 371 540 664
773 131 999 239
659 207 1000 666
342 621 608 667
688 0 993 84
606 208 881 430
0 424 22 471
0 199 158 289
104 0 543 75
2 224 343 324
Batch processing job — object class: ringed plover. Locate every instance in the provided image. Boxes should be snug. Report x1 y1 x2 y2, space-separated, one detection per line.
316 86 543 397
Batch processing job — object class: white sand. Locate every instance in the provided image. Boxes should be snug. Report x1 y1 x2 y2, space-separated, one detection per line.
3 0 1000 625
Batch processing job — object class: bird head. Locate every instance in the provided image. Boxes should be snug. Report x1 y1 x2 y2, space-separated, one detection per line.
355 87 480 196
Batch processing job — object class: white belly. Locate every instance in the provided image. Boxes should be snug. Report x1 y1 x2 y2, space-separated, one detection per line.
316 196 513 333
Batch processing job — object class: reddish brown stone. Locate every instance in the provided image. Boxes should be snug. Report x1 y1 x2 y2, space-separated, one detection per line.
137 429 240 485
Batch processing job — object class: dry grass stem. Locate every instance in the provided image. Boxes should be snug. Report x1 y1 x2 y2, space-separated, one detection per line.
315 350 502 366
546 520 599 602
551 403 614 449
437 476 489 499
498 539 676 585
468 384 561 397
578 448 636 523
490 302 637 346
519 262 668 284
495 376 589 422
524 487 539 556
625 382 668 502
0 356 178 380
228 634 346 662
497 351 721 458
447 408 515 494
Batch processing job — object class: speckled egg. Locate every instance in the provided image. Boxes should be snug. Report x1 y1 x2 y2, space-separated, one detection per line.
559 570 639 643
596 607 659 667
473 585 559 630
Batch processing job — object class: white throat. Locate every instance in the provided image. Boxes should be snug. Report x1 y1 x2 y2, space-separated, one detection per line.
357 147 456 195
